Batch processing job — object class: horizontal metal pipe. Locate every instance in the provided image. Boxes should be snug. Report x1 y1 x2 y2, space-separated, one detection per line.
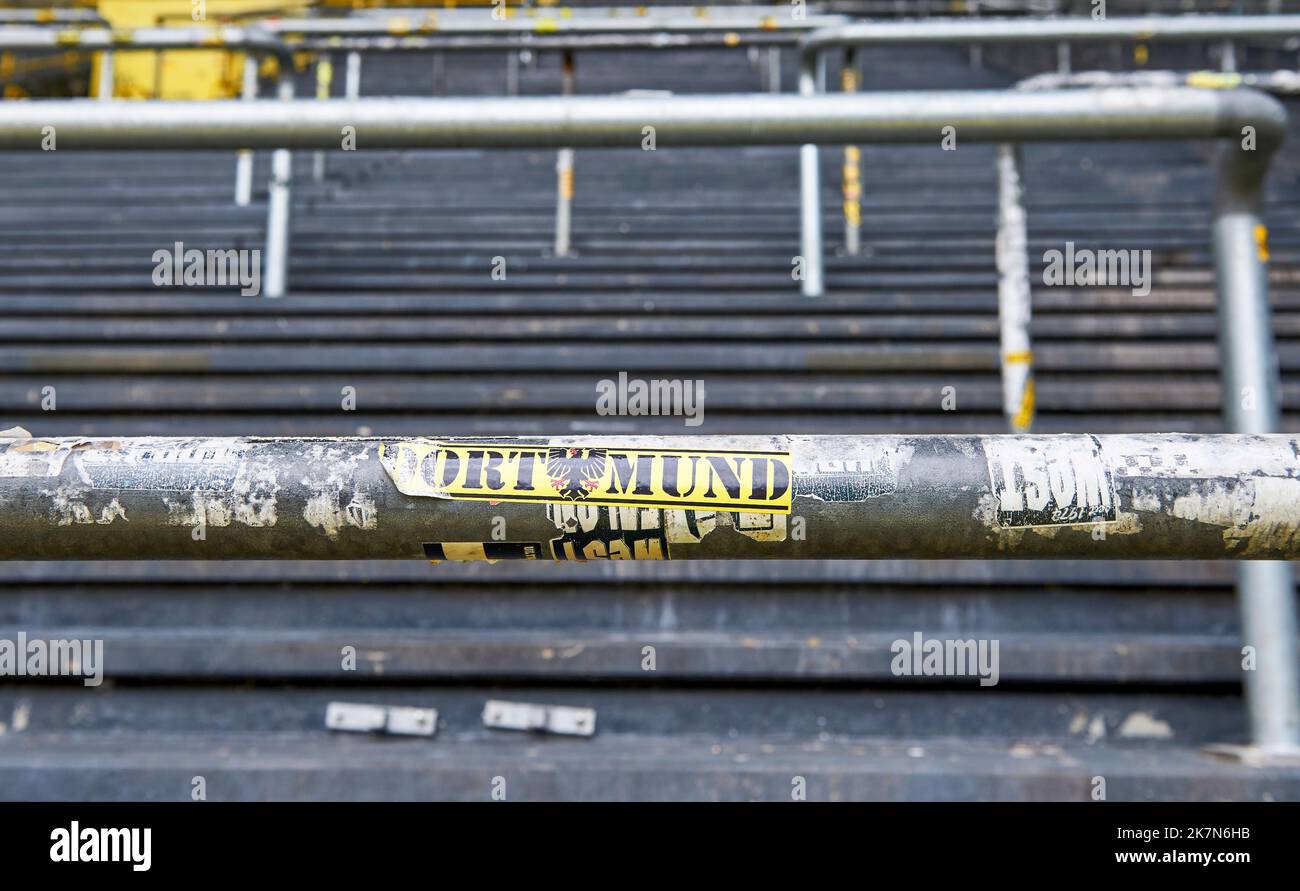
801 14 1300 59
3 434 1300 561
1000 66 1298 752
294 32 803 52
795 15 1299 304
1017 68 1300 95
346 3 836 23
0 88 1282 150
0 10 108 26
0 25 294 62
265 8 847 37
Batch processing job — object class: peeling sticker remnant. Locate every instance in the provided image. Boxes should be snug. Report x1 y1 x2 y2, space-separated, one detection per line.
796 455 898 502
0 437 87 479
298 443 373 537
984 435 1116 528
0 448 59 479
380 440 793 514
96 499 128 525
163 491 233 529
74 440 246 492
1172 476 1300 556
40 487 93 526
231 457 279 527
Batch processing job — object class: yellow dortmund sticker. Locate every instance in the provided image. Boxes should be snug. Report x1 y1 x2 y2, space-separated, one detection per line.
380 441 793 514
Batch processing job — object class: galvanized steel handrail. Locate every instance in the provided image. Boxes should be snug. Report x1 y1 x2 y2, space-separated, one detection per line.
258 6 848 254
800 14 1300 56
1016 68 1300 93
0 8 840 259
985 69 1300 755
791 18 1300 752
0 24 297 290
0 17 107 99
1 432 1298 561
0 24 294 63
1 87 1276 149
995 68 1300 439
290 31 809 52
0 86 1278 298
796 14 1300 298
262 6 849 37
0 23 295 104
0 85 1291 752
0 10 109 27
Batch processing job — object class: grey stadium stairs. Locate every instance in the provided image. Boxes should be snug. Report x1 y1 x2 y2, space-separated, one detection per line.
1 41 1299 800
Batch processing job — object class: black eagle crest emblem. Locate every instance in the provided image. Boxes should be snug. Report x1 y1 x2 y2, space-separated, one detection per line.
546 447 607 502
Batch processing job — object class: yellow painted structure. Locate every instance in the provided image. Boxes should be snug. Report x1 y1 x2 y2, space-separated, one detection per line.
93 0 311 98
80 0 557 98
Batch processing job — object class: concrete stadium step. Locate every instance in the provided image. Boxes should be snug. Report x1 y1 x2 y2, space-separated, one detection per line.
2 730 1291 801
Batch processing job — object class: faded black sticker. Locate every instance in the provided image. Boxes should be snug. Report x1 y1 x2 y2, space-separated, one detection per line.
547 503 670 561
424 542 544 561
795 455 898 502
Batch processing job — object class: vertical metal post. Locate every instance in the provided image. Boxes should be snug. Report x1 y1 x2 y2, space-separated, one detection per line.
767 46 781 94
234 54 258 207
1220 39 1239 73
554 51 576 258
797 50 825 297
312 54 334 183
345 50 362 100
262 76 294 299
506 49 519 96
995 144 1034 433
432 50 445 95
1236 562 1300 753
95 50 114 99
1056 42 1071 75
841 48 861 257
1214 138 1300 754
